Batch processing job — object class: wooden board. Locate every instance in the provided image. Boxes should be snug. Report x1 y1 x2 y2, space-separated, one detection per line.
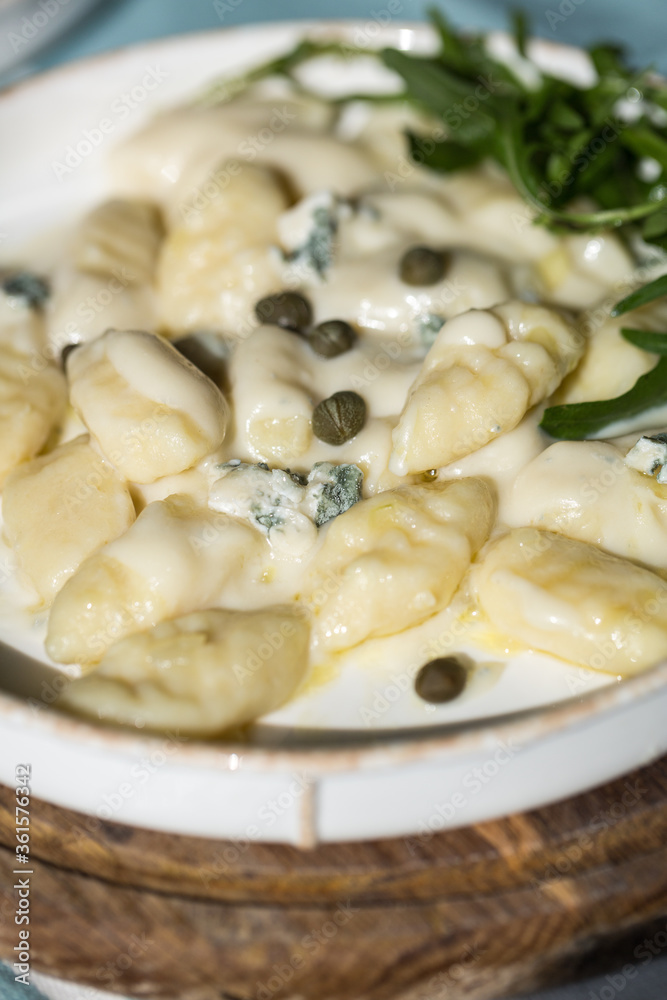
2 757 667 999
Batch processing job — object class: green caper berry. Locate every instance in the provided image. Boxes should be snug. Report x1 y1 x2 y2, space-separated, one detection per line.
254 291 313 332
415 656 467 704
312 391 366 446
308 320 356 358
399 246 449 286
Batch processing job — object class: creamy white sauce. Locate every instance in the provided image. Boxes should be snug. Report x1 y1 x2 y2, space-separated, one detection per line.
3 79 664 732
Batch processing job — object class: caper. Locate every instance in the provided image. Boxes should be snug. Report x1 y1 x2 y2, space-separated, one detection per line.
415 656 467 704
399 246 449 286
422 469 438 481
254 291 313 332
312 391 366 446
307 319 356 358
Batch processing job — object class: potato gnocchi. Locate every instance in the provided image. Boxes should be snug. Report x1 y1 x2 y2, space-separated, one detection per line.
45 493 267 666
308 477 495 652
390 301 583 474
3 435 135 606
66 328 229 483
474 528 667 675
59 606 310 736
48 198 162 350
2 63 667 737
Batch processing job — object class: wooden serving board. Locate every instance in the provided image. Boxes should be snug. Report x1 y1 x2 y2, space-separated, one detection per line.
2 757 667 1000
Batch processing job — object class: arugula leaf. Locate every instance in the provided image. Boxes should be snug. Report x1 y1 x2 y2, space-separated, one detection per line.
621 126 667 171
641 211 667 248
589 44 627 79
408 131 485 171
197 8 667 248
511 9 528 58
380 48 499 143
621 327 667 352
541 280 667 439
540 357 667 439
406 10 667 240
426 5 525 89
612 274 667 315
427 6 476 75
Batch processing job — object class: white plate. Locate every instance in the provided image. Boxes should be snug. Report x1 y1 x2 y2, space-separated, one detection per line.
1 21 666 846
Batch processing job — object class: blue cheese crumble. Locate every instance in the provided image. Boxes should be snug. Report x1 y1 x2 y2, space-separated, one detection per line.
305 462 364 527
209 462 312 554
208 460 364 553
277 192 351 284
625 434 667 483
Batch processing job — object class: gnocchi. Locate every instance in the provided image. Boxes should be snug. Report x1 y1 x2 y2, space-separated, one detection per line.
0 336 67 487
2 51 667 739
308 477 495 652
67 328 229 483
390 301 583 474
474 528 667 675
48 198 163 350
3 435 135 606
59 606 310 735
229 324 314 464
45 494 267 666
505 440 667 568
157 162 288 336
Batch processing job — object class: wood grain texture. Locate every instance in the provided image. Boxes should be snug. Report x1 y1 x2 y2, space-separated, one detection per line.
1 758 667 999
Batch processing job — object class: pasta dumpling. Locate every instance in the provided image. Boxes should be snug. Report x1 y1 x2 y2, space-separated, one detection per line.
554 312 664 406
58 605 310 735
534 232 634 311
0 342 66 487
0 285 46 355
67 328 229 483
45 494 268 666
229 325 314 464
309 476 495 653
505 440 667 570
2 435 135 606
71 199 164 285
157 162 288 335
390 300 583 474
48 198 163 349
474 527 667 675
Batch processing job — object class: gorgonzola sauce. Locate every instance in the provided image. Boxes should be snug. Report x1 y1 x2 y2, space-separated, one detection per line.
1 74 666 736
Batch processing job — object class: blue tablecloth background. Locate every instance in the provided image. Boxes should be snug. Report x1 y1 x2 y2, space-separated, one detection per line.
16 0 667 77
2 0 667 997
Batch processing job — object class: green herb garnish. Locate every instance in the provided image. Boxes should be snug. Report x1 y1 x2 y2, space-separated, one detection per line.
540 357 667 438
199 11 667 439
620 327 667 353
379 10 667 239
205 8 667 246
541 274 667 439
612 274 667 315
